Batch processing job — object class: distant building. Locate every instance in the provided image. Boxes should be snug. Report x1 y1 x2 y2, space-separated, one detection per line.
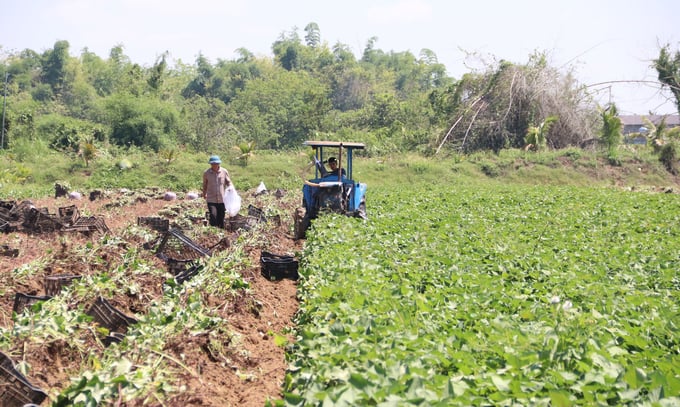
619 114 680 144
620 115 679 135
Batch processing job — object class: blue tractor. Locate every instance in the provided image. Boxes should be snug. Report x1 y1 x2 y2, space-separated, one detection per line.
294 141 367 239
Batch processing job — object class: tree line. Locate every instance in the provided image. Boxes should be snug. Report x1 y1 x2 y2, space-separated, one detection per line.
1 23 678 159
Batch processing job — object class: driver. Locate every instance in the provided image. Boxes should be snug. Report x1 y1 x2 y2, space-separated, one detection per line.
326 157 346 177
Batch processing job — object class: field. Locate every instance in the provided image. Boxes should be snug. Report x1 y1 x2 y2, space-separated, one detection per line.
287 183 680 406
0 187 301 406
1 150 679 406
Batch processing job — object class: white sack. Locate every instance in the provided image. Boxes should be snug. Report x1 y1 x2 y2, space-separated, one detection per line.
224 185 242 217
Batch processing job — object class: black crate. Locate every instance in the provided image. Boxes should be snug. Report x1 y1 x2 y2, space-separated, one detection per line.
166 257 195 276
58 204 80 224
12 293 52 314
260 251 299 280
247 205 267 223
102 332 126 347
86 297 137 334
175 264 202 284
226 214 256 232
44 274 82 296
0 244 18 257
0 351 48 407
137 216 170 232
62 216 109 234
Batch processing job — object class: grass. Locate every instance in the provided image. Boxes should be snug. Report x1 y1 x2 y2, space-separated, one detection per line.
1 145 677 200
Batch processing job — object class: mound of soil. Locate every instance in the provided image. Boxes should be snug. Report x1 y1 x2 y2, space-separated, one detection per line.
0 187 302 406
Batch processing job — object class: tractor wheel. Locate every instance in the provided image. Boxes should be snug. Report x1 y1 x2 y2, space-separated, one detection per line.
293 207 309 240
355 200 367 220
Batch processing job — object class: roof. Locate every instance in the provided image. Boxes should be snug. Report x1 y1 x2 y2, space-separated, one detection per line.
619 115 680 126
303 141 365 149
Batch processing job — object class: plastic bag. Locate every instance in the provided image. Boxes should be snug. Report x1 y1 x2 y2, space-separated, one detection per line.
224 185 242 217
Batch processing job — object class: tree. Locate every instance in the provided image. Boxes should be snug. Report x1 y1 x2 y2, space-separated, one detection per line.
435 52 596 154
272 28 304 71
81 138 97 167
147 52 168 91
643 116 680 173
227 70 330 148
105 94 179 151
179 96 235 151
598 104 622 164
653 44 680 115
525 115 558 151
234 141 255 166
41 40 70 94
304 23 321 48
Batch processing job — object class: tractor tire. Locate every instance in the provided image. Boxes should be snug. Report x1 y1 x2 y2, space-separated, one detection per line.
355 200 367 220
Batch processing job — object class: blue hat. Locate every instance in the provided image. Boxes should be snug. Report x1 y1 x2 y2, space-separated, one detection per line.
208 155 221 164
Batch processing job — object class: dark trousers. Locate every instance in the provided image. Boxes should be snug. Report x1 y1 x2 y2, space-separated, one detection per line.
207 202 226 228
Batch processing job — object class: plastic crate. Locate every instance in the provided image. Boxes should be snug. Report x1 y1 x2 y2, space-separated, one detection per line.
226 214 257 232
62 216 109 234
247 205 267 223
156 228 210 258
102 332 126 347
0 244 18 257
12 293 52 314
86 297 137 334
260 251 299 280
0 351 48 407
165 257 194 275
44 274 82 296
58 205 80 224
137 216 170 232
24 208 62 233
175 264 202 284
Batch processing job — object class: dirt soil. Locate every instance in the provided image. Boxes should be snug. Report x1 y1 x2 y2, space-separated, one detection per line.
0 187 303 406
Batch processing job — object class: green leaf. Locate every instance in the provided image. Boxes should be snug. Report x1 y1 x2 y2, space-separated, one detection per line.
273 333 288 347
623 367 647 389
348 373 370 390
491 375 511 392
550 390 572 407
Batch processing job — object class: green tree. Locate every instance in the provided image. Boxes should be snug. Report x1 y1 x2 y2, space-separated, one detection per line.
304 22 321 48
643 116 680 173
147 52 168 92
179 96 235 151
105 94 179 151
227 70 330 148
653 44 680 114
81 138 97 167
525 115 558 151
272 28 304 71
41 40 70 95
234 141 256 166
599 104 622 164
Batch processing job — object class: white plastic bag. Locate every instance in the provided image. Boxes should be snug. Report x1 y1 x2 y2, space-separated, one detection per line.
256 181 267 195
224 185 242 217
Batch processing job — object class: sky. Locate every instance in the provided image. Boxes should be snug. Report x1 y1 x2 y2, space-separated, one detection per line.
1 0 679 115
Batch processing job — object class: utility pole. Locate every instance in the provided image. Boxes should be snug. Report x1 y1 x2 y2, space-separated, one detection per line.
1 72 7 150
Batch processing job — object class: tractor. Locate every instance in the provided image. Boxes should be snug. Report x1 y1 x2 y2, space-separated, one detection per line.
293 141 367 239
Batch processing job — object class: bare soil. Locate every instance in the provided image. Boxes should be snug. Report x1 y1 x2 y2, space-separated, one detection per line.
0 188 303 406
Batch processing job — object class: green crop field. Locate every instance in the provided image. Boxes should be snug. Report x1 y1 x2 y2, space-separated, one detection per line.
282 183 680 406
